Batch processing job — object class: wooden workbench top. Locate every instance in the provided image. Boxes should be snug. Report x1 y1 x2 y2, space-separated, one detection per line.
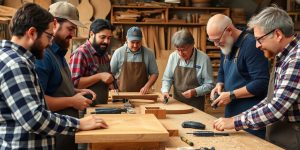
80 98 283 150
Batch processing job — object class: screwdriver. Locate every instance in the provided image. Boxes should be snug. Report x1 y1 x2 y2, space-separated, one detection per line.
187 131 229 137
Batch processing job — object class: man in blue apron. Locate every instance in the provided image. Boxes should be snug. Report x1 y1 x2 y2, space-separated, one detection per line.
70 19 115 105
161 29 214 111
35 2 97 150
111 26 159 94
212 6 300 150
207 14 269 139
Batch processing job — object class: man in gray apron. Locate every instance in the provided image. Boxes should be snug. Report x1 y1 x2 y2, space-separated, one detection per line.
35 2 97 150
111 26 159 94
207 14 269 138
212 6 300 150
70 19 115 105
161 29 214 111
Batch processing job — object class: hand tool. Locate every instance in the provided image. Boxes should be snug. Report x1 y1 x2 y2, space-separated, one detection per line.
195 146 215 150
211 93 219 109
112 98 127 103
182 121 206 130
180 136 194 146
112 75 119 95
91 108 127 114
83 93 95 107
187 131 229 137
163 95 169 104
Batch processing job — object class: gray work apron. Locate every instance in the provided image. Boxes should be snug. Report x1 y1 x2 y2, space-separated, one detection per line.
87 60 110 105
118 47 148 92
48 49 78 150
265 58 300 150
173 48 205 111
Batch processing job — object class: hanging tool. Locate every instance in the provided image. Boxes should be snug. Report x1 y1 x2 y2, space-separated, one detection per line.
187 131 229 137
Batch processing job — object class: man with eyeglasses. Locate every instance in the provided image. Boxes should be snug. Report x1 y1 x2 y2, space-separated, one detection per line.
0 3 107 150
161 29 214 110
34 2 97 150
206 14 269 138
212 6 300 150
69 19 115 105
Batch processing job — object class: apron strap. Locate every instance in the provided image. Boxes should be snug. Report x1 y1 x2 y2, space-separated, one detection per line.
193 48 198 68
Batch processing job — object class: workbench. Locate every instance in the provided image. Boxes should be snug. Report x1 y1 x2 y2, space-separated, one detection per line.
76 97 283 150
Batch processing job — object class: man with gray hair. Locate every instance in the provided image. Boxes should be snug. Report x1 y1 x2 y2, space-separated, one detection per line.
161 29 214 110
213 6 300 149
207 13 269 138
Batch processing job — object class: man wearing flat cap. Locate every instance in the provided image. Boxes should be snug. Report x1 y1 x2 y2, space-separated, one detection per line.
111 26 159 94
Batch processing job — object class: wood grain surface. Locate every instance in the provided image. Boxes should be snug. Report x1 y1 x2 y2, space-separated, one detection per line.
75 114 169 143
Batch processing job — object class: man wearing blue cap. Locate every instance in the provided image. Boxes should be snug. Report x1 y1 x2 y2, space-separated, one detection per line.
110 26 159 94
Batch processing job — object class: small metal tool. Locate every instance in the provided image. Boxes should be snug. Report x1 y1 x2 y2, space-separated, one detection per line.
187 131 229 137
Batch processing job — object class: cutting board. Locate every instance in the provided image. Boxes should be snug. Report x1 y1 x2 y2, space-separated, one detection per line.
77 0 93 22
90 0 111 19
111 92 159 100
140 101 193 114
75 114 169 143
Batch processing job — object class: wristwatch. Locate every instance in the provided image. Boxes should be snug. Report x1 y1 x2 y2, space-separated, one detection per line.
229 91 236 101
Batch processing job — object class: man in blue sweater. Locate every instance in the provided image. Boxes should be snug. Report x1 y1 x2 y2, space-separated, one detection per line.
206 14 269 138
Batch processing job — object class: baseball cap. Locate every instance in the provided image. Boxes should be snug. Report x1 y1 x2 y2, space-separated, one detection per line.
49 1 85 28
127 26 142 41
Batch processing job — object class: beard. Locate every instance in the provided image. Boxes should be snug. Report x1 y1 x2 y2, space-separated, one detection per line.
92 36 108 56
53 33 72 50
219 36 234 55
31 39 46 59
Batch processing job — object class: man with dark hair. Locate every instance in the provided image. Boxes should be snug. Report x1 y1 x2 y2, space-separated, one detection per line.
70 19 115 104
0 3 107 150
34 2 97 150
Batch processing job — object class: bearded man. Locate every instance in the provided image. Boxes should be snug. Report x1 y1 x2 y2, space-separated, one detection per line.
35 2 97 150
69 19 115 104
206 14 269 139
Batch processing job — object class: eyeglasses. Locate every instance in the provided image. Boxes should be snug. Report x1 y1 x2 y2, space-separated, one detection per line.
43 31 55 40
176 45 192 53
208 25 229 45
256 29 275 44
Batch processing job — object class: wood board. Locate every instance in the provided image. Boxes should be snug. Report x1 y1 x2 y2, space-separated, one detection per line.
111 92 159 100
75 114 169 143
77 0 93 22
140 101 193 114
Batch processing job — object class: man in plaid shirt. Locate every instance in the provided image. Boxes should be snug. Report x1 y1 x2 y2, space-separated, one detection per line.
213 6 300 149
0 3 107 150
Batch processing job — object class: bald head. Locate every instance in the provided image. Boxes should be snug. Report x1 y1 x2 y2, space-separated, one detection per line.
206 14 232 38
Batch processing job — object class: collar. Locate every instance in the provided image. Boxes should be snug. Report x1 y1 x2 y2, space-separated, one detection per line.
277 34 300 62
85 40 97 55
228 30 247 58
49 42 67 57
125 43 142 54
2 40 36 63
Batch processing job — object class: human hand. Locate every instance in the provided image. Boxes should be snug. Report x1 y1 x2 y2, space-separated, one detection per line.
181 89 196 99
140 85 150 95
79 115 108 131
213 117 235 131
72 92 93 110
210 83 223 100
211 92 231 107
98 72 114 84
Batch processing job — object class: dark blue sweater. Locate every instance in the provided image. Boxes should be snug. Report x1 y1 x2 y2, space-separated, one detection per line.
217 31 270 98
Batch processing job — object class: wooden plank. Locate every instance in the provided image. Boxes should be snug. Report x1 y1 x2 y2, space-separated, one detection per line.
90 142 165 150
90 0 111 19
111 92 159 100
75 114 169 143
140 100 193 114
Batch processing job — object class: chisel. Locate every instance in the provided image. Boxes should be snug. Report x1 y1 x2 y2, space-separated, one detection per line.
187 131 229 137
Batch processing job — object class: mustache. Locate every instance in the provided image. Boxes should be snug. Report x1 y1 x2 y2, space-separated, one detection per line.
100 43 108 47
65 35 72 40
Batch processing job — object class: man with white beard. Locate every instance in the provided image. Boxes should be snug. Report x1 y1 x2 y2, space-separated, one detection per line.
206 14 269 139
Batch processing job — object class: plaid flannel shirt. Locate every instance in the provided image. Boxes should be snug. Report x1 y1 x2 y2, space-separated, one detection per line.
0 40 79 150
234 34 300 130
69 40 110 87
